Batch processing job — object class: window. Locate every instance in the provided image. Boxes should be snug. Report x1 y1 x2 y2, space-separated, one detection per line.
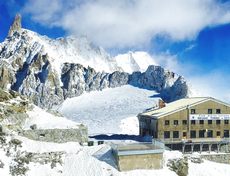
224 130 229 138
191 120 196 125
208 120 212 124
164 131 170 138
216 131 221 137
190 130 196 138
224 120 229 124
216 109 221 114
208 109 212 114
183 132 187 138
173 131 179 138
199 120 204 125
165 120 169 125
199 130 205 138
207 130 213 138
191 109 196 114
182 120 187 125
216 120 221 125
174 120 178 125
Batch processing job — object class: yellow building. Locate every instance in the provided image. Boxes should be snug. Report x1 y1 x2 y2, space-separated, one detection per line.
138 97 230 143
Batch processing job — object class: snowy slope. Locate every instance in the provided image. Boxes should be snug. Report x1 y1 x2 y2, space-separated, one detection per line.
115 51 158 73
23 106 81 130
1 136 230 176
58 85 160 134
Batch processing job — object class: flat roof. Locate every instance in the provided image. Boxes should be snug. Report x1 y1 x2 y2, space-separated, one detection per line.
116 143 161 151
139 97 230 119
112 143 164 156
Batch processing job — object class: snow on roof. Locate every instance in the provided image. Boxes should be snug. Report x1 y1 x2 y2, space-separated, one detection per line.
140 97 230 118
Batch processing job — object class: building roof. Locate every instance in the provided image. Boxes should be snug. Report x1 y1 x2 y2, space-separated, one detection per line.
112 142 164 156
139 97 230 119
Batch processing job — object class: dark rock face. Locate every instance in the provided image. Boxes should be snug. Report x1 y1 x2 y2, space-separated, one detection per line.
61 63 129 99
129 65 176 91
0 41 188 109
160 76 189 102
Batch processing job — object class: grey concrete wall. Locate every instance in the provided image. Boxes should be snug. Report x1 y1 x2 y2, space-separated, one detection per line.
117 153 163 171
20 126 88 143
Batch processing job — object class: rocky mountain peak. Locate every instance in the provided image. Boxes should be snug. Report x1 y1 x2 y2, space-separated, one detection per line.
8 13 22 37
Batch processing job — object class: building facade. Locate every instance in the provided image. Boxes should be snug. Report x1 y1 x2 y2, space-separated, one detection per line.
138 97 230 142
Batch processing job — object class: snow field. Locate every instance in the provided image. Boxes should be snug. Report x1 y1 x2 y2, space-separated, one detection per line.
58 85 160 134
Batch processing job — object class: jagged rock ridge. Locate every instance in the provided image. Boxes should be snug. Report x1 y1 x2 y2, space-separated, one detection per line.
8 14 22 37
0 15 189 108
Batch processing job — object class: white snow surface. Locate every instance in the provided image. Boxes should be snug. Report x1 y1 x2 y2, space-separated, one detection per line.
23 106 80 130
25 30 159 74
58 85 160 134
24 29 120 74
115 51 158 73
1 29 159 75
1 136 230 176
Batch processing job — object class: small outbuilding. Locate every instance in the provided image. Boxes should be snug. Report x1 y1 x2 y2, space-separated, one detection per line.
112 141 164 171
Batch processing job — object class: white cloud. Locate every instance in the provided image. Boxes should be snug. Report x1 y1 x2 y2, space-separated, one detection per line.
23 0 230 48
188 71 230 103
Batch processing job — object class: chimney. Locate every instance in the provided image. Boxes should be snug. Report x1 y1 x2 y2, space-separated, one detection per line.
158 99 165 109
8 13 22 37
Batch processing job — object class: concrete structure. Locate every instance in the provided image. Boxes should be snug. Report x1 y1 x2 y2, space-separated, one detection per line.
20 125 88 143
138 97 230 152
112 141 164 171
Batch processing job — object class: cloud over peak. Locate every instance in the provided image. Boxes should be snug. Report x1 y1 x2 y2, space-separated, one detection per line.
23 0 230 48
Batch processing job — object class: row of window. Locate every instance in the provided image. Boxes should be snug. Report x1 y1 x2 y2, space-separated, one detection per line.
165 119 229 125
190 108 221 114
190 130 229 138
164 130 230 139
191 120 229 125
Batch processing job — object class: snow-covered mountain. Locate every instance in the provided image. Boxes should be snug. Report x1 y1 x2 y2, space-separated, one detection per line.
0 14 229 176
0 14 189 108
115 51 158 73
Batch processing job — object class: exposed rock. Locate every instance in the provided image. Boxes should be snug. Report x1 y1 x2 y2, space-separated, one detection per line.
167 157 188 176
0 89 30 132
0 159 4 168
189 156 203 164
0 62 17 91
30 124 37 130
61 63 129 99
0 15 190 109
10 152 29 176
0 89 13 101
161 76 189 102
8 14 22 37
21 125 88 143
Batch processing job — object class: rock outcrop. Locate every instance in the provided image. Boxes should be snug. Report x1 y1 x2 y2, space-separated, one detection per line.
8 14 22 37
167 157 188 176
0 14 189 109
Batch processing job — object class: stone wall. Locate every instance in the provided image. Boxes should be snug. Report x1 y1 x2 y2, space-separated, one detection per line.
116 153 163 171
20 126 88 143
201 153 230 164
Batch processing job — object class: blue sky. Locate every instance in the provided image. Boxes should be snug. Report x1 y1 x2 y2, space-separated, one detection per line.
0 0 230 100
